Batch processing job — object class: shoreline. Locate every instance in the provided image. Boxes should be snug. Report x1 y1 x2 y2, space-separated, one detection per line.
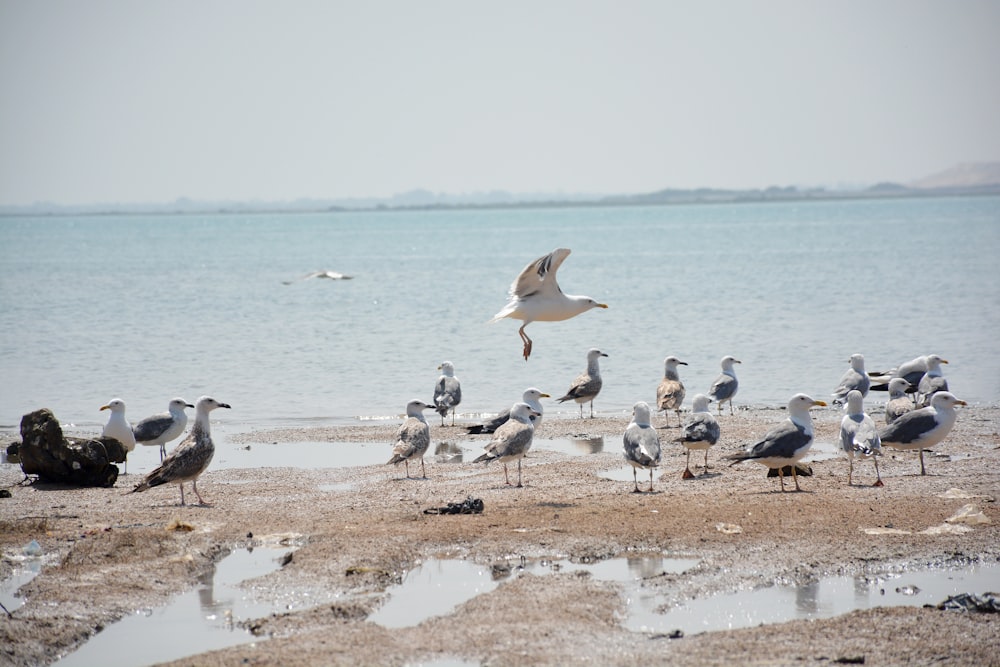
2 404 998 666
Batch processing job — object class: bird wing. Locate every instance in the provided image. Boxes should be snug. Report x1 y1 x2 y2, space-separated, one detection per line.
481 420 532 460
679 413 720 444
142 433 213 487
558 373 601 402
741 420 810 461
390 418 429 461
853 415 881 454
656 379 685 411
709 374 737 401
132 413 173 441
466 408 511 434
879 409 937 444
624 423 661 467
509 248 571 299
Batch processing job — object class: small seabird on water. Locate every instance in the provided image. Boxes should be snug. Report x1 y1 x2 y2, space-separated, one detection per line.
131 396 231 505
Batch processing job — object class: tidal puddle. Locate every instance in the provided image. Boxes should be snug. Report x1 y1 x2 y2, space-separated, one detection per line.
54 546 297 667
533 436 606 456
1 540 51 612
597 466 665 484
626 561 1000 635
369 555 699 629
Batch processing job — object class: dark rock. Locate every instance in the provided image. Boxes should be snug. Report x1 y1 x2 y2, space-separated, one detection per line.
18 408 124 487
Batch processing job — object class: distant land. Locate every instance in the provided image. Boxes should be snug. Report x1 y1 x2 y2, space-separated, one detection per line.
2 161 999 216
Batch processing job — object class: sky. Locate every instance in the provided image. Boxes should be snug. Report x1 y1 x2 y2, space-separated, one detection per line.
1 0 998 206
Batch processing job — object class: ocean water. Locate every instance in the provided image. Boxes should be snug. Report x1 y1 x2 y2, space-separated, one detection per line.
1 196 998 435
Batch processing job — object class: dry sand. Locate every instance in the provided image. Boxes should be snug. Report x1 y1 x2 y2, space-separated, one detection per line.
1 403 998 666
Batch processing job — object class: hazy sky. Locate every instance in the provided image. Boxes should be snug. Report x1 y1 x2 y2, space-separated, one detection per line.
1 0 998 205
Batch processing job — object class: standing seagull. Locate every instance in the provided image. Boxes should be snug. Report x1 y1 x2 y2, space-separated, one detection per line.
622 401 662 493
832 353 870 405
885 378 916 424
432 361 462 426
387 400 434 478
132 397 194 462
474 402 540 487
656 356 687 427
674 393 721 479
466 387 550 434
879 391 966 476
101 398 137 474
916 355 949 406
490 248 608 360
557 348 608 419
131 396 231 505
725 394 827 492
839 390 883 486
708 356 741 415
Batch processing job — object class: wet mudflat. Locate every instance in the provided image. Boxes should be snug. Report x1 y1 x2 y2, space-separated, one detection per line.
1 404 999 666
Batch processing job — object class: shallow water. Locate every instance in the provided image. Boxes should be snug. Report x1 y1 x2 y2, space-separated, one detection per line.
53 545 299 667
627 561 1000 634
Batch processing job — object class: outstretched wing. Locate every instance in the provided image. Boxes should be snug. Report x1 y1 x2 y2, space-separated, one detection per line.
509 248 571 299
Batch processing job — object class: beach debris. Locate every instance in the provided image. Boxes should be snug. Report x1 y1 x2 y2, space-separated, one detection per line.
0 490 11 498
919 523 973 536
166 517 195 532
22 539 43 557
936 592 1000 613
944 504 991 525
715 522 743 534
937 487 994 501
279 552 293 567
17 408 126 487
895 585 921 596
861 527 912 535
424 496 485 515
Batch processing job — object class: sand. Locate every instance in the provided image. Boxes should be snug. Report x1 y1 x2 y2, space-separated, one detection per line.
1 403 998 666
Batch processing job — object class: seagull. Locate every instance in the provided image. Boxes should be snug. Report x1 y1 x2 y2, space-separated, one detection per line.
832 353 870 404
674 393 720 479
432 361 462 426
725 394 827 492
839 390 883 487
474 402 540 487
556 348 608 419
916 355 949 406
708 356 741 415
466 388 550 435
282 270 354 284
885 377 916 424
879 391 966 476
490 248 608 360
131 396 231 505
101 398 136 474
132 397 194 462
387 400 434 478
656 356 687 427
622 401 662 493
869 354 932 391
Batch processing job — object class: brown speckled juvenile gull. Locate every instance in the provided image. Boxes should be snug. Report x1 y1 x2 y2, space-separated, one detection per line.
656 356 687 427
132 396 231 505
474 402 540 487
490 248 608 360
557 348 608 419
387 400 434 478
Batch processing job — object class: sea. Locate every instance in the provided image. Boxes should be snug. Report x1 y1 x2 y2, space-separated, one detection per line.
1 195 998 436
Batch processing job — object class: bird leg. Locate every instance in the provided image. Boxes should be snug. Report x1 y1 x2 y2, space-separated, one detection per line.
848 458 854 486
420 457 426 479
682 451 695 479
179 483 186 506
703 449 710 472
777 467 786 492
648 468 654 492
589 400 596 419
633 468 641 493
159 445 166 462
404 459 411 479
873 457 884 487
503 463 511 486
515 459 523 488
518 325 533 361
919 449 927 475
192 480 211 506
792 466 802 492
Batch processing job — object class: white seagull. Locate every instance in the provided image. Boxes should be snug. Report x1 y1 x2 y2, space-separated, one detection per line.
432 361 462 426
879 391 966 476
387 400 434 478
132 397 194 461
490 248 608 360
674 393 721 479
839 390 883 487
474 402 540 487
832 353 870 404
622 401 662 493
725 394 827 492
466 387 550 435
916 355 949 406
131 396 231 505
101 398 137 475
708 356 741 415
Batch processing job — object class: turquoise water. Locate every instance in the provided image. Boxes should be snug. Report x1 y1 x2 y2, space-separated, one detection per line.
1 197 998 433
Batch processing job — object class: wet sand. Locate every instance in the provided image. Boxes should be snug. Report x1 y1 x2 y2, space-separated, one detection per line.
2 404 999 666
